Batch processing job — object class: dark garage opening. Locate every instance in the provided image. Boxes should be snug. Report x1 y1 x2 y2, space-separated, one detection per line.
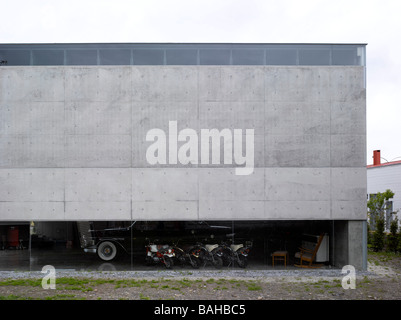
0 220 340 271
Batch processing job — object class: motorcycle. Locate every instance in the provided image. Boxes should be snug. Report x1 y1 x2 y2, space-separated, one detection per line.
219 240 252 268
189 242 223 269
171 240 201 269
145 239 175 269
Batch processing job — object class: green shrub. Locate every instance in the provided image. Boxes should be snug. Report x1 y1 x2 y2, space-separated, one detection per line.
398 228 401 253
372 215 385 252
367 224 372 246
387 217 399 252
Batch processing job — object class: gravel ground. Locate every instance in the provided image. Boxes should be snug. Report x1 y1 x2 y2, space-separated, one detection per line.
0 252 400 301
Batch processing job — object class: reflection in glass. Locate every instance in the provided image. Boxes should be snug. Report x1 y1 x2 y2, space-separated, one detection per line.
0 50 31 65
133 49 164 65
267 49 297 65
299 49 330 65
66 50 98 65
332 49 356 65
0 44 367 66
166 49 198 65
232 49 264 65
99 49 131 65
200 49 230 65
33 50 64 65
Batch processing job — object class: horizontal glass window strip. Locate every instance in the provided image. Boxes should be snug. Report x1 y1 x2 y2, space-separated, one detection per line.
133 49 164 65
299 49 330 65
99 49 131 65
166 49 198 65
266 49 297 65
0 44 366 66
32 50 64 65
0 50 31 65
232 49 264 65
332 49 357 65
66 50 98 65
199 49 230 65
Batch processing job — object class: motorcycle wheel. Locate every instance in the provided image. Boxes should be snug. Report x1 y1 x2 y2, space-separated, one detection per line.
164 257 174 269
173 249 186 267
145 256 153 266
237 255 248 268
212 255 223 269
189 256 201 269
97 241 118 261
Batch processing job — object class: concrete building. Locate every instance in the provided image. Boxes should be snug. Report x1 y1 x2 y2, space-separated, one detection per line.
367 150 401 230
0 43 367 269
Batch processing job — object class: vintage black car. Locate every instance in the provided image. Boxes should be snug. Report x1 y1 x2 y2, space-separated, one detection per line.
77 220 234 262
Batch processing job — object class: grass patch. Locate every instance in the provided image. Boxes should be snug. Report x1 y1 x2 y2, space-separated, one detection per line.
0 294 34 300
247 282 262 291
139 293 150 300
247 285 262 291
0 279 42 287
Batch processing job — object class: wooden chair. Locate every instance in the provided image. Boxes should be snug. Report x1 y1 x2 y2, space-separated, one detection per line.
294 233 325 268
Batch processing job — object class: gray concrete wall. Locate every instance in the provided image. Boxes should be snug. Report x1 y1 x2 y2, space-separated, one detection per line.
0 66 366 221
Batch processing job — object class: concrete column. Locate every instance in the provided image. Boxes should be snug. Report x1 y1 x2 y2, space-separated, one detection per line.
333 220 367 270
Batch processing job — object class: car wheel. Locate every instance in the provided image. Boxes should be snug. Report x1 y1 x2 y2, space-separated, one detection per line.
97 241 118 261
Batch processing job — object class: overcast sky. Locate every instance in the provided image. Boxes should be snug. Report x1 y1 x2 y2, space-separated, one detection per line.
1 0 400 165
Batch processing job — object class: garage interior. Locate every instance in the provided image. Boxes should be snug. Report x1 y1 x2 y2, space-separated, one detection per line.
0 220 357 271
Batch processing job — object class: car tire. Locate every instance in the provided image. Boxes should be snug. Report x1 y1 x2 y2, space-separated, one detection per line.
97 241 118 261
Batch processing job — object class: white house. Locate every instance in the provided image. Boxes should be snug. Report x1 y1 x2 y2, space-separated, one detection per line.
367 150 401 230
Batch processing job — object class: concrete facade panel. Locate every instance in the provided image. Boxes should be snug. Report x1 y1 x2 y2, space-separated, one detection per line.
132 201 198 220
0 67 65 102
64 67 132 102
264 134 331 167
331 168 367 201
265 200 331 220
329 67 366 102
199 200 265 220
65 101 131 135
265 101 330 135
65 201 131 220
331 200 367 220
330 100 366 135
0 169 64 201
330 134 366 167
265 67 330 102
132 168 198 201
264 168 330 201
0 134 65 167
0 202 64 220
132 101 199 135
132 66 198 102
0 65 367 221
198 168 264 201
198 67 265 102
65 168 131 202
199 101 264 131
65 134 131 167
0 101 65 135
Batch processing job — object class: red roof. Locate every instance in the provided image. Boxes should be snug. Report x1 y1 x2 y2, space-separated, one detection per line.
367 160 401 168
